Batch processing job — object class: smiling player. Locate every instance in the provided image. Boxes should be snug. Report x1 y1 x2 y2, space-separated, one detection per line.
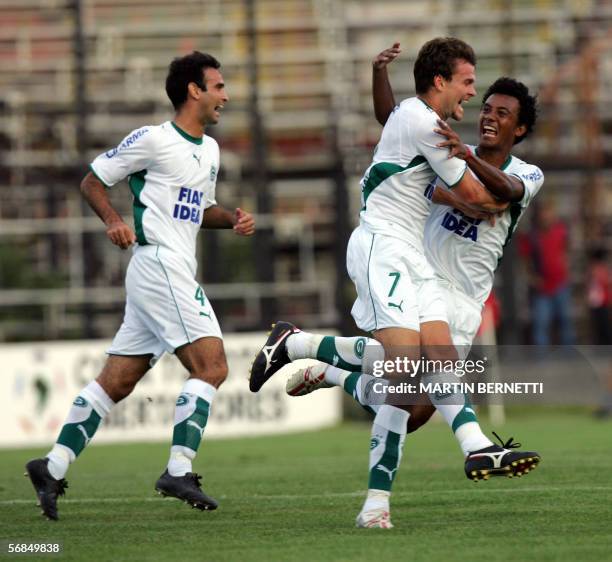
25 51 255 521
283 53 544 527
250 38 539 528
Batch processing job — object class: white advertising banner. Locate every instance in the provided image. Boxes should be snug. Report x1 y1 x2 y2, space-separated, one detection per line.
0 335 342 448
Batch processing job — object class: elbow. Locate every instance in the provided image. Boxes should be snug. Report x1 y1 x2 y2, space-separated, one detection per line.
494 176 525 203
507 183 524 203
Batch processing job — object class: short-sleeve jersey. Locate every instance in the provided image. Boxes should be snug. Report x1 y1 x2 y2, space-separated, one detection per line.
424 147 544 306
90 121 219 270
359 97 467 251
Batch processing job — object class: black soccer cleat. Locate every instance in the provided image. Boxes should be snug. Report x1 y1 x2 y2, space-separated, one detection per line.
249 321 300 392
155 470 218 511
25 458 68 521
465 432 541 482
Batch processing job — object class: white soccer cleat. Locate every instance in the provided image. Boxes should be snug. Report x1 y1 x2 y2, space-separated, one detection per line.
285 363 332 396
355 508 394 529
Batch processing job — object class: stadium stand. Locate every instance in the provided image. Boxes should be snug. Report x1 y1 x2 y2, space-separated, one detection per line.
0 0 610 342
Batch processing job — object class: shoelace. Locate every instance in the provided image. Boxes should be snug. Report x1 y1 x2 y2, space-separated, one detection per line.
492 431 521 449
56 479 68 496
187 473 203 490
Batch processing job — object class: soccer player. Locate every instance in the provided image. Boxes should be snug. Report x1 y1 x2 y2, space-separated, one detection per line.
250 39 540 527
25 52 255 520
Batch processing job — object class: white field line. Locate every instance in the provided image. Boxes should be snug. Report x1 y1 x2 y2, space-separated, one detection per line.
2 485 611 506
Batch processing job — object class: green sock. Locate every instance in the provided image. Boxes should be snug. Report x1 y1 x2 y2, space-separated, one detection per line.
48 380 114 479
343 372 382 416
367 405 408 491
287 333 382 371
167 379 216 476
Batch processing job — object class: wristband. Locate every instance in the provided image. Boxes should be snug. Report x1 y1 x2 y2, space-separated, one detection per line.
464 146 474 160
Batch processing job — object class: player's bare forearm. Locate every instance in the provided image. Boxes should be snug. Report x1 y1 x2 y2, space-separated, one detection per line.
81 172 123 226
202 205 234 228
464 152 524 203
80 172 135 249
432 186 495 220
435 119 523 203
373 67 396 126
372 43 400 126
451 169 510 214
203 205 255 236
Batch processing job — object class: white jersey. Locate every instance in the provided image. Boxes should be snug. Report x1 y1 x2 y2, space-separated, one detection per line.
359 97 467 251
424 146 544 306
90 121 219 273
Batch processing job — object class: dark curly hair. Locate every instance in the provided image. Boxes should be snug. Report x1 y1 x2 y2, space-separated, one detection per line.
165 51 221 110
481 77 538 144
413 37 476 95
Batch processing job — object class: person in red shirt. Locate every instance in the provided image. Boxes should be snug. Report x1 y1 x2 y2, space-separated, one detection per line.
588 247 611 345
520 201 576 345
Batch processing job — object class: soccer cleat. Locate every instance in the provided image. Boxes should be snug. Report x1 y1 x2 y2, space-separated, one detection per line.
286 363 332 396
25 458 68 521
155 470 218 511
355 508 394 529
249 321 300 392
465 431 541 481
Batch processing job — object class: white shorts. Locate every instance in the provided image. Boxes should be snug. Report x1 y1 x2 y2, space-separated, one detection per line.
346 225 448 332
437 277 483 359
108 245 222 362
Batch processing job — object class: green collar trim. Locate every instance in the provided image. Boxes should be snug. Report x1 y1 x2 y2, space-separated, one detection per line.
501 154 512 170
171 122 203 145
417 97 435 112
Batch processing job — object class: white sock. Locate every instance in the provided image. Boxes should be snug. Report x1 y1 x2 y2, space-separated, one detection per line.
455 422 493 456
364 405 408 506
286 331 323 361
425 372 492 456
323 365 350 387
46 444 74 480
287 333 383 374
362 489 390 513
167 446 196 477
46 380 114 480
167 379 216 477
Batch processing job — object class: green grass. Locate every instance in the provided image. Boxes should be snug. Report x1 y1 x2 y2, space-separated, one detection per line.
2 413 612 562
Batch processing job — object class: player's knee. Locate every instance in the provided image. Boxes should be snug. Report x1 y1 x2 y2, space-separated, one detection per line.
193 359 228 388
406 404 436 433
209 361 228 388
96 374 137 403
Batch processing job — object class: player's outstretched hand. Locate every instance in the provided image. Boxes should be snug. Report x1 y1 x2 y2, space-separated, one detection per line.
233 208 255 236
106 220 136 249
434 119 469 159
373 42 401 70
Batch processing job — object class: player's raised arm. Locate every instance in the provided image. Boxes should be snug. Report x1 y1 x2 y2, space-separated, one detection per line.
80 171 136 249
372 43 401 126
434 119 524 203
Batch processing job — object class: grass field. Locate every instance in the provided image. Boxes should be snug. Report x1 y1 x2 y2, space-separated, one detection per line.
2 412 611 562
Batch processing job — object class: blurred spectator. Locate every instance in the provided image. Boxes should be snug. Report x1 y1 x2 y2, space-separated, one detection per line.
587 246 610 345
519 201 576 346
